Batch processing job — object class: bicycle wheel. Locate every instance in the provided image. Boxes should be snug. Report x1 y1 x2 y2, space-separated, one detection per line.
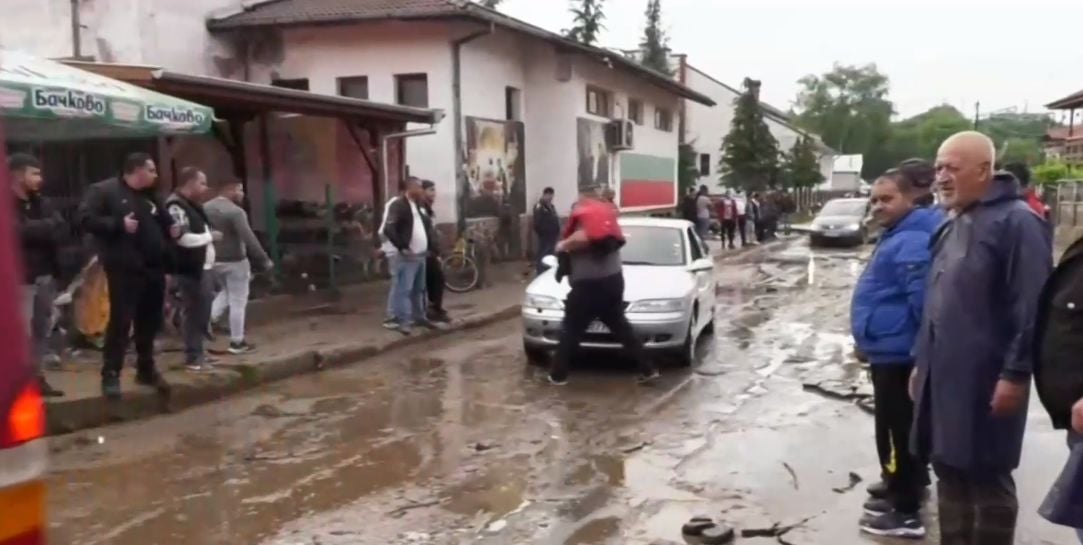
442 254 479 293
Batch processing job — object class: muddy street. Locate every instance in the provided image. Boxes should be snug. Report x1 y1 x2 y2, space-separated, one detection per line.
46 238 1075 545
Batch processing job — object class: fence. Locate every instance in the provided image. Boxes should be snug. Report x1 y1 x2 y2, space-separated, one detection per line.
1052 180 1083 229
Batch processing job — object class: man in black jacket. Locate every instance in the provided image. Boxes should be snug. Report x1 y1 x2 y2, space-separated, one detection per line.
10 153 65 397
1034 235 1083 541
79 153 179 399
382 177 432 335
166 167 218 371
420 180 448 323
532 187 559 274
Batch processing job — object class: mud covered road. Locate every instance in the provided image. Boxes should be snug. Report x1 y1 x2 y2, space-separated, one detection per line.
46 238 1076 545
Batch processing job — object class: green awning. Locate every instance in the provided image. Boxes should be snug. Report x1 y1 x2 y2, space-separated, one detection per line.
0 50 214 141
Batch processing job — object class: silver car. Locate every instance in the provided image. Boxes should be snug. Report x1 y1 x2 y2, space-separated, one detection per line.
522 217 717 366
809 197 875 247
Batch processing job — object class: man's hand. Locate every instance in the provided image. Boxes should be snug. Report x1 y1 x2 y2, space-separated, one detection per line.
1072 398 1083 435
169 224 182 239
123 213 139 234
909 368 918 401
990 379 1028 417
262 259 275 272
211 230 223 242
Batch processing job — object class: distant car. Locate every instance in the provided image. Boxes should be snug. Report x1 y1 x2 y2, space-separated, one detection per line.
522 217 717 367
809 198 875 247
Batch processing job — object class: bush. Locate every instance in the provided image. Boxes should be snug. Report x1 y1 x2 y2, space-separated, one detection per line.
1033 161 1083 185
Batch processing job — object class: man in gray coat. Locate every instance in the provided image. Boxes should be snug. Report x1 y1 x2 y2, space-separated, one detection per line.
911 131 1052 545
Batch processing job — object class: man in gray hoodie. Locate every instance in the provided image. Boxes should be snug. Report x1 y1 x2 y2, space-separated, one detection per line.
204 179 272 354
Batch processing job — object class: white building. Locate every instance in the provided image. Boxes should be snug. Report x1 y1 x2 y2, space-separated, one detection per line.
673 57 834 191
825 154 865 191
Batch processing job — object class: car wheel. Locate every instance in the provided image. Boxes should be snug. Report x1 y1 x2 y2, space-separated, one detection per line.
672 320 696 367
524 342 548 366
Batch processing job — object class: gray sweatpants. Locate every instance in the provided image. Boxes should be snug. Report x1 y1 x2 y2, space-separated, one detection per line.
21 275 56 374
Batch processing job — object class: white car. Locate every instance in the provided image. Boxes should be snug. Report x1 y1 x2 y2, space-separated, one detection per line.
522 217 717 366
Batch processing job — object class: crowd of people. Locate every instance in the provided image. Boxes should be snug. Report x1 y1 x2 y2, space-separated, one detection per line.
849 131 1082 543
680 185 793 249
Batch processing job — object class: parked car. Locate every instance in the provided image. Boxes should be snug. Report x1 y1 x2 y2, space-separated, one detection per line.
809 197 875 247
522 217 717 367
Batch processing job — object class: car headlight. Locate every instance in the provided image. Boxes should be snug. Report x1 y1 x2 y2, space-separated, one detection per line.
626 298 687 313
524 294 563 310
845 223 861 231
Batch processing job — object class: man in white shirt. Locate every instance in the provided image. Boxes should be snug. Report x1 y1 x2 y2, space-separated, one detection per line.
381 177 432 334
378 188 403 328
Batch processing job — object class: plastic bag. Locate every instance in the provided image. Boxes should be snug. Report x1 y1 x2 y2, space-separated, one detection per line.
1039 437 1083 529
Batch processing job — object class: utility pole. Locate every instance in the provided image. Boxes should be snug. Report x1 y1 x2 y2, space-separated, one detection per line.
973 101 980 130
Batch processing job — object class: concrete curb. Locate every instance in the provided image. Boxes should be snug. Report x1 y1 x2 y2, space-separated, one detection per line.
45 304 523 436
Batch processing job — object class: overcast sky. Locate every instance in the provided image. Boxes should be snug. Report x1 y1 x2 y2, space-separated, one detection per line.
498 0 1083 121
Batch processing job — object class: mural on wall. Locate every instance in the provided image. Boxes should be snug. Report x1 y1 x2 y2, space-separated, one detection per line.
619 153 677 209
464 117 526 218
576 118 611 193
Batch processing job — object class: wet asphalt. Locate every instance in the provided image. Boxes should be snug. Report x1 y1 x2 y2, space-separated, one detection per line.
45 237 1078 545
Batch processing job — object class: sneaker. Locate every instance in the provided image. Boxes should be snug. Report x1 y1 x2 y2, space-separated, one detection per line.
396 324 414 336
101 374 121 400
859 511 925 539
38 376 64 398
382 318 399 330
636 369 661 385
134 371 172 397
428 309 451 323
867 479 889 500
228 341 256 355
863 497 892 516
548 371 568 386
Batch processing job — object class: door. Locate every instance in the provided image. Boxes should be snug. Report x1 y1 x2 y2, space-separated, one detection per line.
686 227 715 328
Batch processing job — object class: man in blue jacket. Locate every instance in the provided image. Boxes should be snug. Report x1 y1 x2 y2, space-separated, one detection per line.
912 132 1052 545
851 168 943 538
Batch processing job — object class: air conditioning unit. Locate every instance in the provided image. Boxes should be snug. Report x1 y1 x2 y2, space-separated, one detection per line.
606 119 634 151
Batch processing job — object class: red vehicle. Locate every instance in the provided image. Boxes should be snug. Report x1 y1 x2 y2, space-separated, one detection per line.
0 136 47 545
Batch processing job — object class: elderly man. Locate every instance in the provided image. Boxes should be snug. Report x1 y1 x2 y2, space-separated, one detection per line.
911 132 1052 545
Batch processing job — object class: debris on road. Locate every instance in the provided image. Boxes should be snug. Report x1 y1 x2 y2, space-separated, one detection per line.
387 499 442 519
831 471 863 493
782 461 799 490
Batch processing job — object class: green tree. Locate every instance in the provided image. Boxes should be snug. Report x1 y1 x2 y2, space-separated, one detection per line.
639 0 671 74
478 0 503 8
565 0 605 46
998 137 1043 165
678 142 699 194
719 78 781 192
793 63 894 178
781 135 824 189
1033 161 1083 185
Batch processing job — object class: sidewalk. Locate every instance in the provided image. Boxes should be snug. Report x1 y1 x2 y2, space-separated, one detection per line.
43 239 784 435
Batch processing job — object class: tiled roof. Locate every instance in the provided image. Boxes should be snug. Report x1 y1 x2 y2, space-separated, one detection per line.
1047 88 1083 110
208 0 716 106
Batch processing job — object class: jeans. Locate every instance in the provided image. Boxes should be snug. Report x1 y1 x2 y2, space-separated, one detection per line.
177 273 213 364
21 275 56 374
103 268 164 379
385 252 400 320
390 253 426 325
210 260 251 343
695 217 710 239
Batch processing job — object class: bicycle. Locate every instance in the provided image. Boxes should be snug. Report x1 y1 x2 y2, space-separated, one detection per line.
441 236 480 293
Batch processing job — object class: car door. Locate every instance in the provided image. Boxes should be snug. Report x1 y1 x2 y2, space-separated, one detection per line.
685 227 714 328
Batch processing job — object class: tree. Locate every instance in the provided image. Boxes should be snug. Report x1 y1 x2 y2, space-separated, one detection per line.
793 63 894 179
565 0 605 46
1033 161 1083 185
781 135 824 189
678 142 699 194
478 0 503 8
639 0 671 74
719 78 781 192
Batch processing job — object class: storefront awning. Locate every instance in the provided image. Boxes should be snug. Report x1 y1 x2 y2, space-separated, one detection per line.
0 50 214 141
63 61 442 126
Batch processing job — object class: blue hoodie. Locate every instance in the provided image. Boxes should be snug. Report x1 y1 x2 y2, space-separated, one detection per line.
850 206 944 365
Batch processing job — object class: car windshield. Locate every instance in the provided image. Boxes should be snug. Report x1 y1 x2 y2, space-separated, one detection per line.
819 200 867 217
620 226 686 266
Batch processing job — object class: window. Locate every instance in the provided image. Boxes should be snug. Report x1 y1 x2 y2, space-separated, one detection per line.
621 226 686 266
505 86 522 121
586 85 612 118
687 228 703 261
271 78 309 91
654 107 673 132
395 73 429 107
698 153 711 176
628 99 643 125
337 76 369 99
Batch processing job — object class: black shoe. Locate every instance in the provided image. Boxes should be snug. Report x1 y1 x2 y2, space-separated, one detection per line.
859 511 925 539
867 479 889 499
863 497 892 516
135 371 172 397
429 309 451 323
38 376 64 398
636 369 661 385
228 341 256 355
548 371 568 386
382 318 399 330
101 374 121 400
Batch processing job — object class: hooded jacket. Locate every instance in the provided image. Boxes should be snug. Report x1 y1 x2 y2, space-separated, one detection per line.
850 206 944 364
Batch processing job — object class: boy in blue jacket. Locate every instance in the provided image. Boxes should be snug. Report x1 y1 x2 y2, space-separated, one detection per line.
851 167 944 538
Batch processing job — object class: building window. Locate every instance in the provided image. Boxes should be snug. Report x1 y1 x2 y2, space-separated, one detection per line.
586 85 612 118
395 73 429 108
271 78 309 91
628 99 643 125
655 107 673 132
505 86 522 121
699 153 711 176
337 76 369 99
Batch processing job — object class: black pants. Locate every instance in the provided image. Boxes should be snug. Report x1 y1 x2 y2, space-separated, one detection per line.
425 254 444 312
934 463 1018 545
870 365 925 513
551 272 654 378
103 268 165 379
536 234 557 274
720 220 737 248
737 216 748 246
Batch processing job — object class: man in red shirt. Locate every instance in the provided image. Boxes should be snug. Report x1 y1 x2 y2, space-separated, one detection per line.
1003 162 1049 220
715 194 738 249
